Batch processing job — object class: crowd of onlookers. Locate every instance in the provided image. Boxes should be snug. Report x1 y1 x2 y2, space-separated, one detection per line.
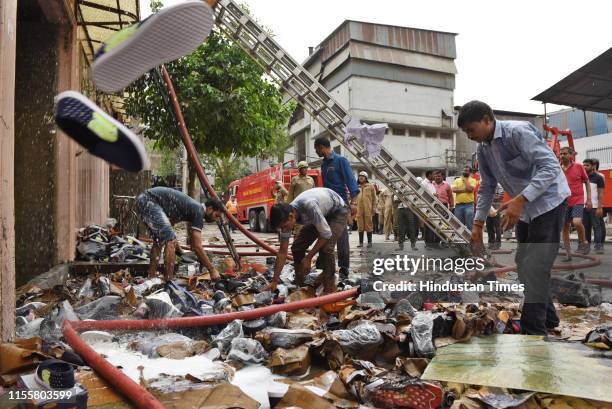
336 146 608 256
221 136 607 257
367 146 607 255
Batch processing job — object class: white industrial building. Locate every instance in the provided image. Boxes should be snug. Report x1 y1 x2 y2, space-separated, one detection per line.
286 20 460 177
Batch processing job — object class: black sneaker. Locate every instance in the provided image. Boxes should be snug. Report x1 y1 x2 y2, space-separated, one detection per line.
92 1 214 92
54 91 148 172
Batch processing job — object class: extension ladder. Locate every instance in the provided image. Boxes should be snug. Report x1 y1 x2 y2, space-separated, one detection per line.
212 0 472 253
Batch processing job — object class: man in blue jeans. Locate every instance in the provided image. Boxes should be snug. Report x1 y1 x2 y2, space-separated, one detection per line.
459 101 570 335
452 165 477 229
314 137 360 277
582 158 606 254
135 187 224 281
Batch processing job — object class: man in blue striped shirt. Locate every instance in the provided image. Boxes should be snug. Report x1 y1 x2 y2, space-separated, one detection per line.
314 137 360 277
459 100 570 335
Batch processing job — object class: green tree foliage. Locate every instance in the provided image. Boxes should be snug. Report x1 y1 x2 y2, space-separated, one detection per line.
203 154 251 194
124 30 294 197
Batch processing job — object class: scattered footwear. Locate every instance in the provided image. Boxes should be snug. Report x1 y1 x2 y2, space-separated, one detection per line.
577 242 591 255
356 243 363 248
54 91 149 172
92 1 214 92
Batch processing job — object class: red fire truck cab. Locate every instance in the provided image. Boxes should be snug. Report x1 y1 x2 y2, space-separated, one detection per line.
228 161 322 232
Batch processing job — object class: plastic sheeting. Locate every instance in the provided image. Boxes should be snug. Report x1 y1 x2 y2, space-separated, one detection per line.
422 335 612 403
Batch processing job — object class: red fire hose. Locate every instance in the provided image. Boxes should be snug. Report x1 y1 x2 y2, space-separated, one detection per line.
63 323 165 409
487 252 609 286
159 66 291 261
68 288 357 332
63 288 358 408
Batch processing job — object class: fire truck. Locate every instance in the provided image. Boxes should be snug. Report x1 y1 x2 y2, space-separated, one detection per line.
227 161 322 232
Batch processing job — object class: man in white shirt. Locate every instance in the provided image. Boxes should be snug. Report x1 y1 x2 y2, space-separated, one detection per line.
421 170 439 247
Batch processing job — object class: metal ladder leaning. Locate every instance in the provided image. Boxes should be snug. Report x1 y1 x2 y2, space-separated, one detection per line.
213 0 472 254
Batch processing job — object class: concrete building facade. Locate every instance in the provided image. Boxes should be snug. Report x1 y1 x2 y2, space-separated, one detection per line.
286 20 459 177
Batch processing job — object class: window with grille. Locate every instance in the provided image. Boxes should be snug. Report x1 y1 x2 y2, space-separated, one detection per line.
408 129 421 137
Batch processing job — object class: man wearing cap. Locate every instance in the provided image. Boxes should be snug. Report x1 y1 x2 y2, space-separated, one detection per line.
356 171 377 248
288 161 315 202
288 161 315 235
135 187 224 281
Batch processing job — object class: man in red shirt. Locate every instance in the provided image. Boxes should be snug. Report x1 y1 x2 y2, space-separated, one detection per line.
433 170 454 209
560 147 591 260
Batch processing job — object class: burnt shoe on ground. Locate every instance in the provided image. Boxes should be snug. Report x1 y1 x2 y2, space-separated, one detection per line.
92 1 213 92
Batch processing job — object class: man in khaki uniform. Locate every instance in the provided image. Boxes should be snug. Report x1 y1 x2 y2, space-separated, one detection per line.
379 187 394 241
356 171 377 248
288 161 315 235
288 161 315 201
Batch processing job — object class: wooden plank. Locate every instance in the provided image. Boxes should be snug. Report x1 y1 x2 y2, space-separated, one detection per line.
0 0 17 342
37 0 77 26
55 22 79 264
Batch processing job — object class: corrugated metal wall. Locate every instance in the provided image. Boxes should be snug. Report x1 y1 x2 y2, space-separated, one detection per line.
75 151 110 227
320 21 456 63
548 109 608 138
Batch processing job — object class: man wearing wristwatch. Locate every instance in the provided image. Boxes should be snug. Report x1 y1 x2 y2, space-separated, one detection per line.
268 188 348 293
458 100 570 335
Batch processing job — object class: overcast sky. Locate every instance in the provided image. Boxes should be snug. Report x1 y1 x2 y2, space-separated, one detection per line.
141 0 611 114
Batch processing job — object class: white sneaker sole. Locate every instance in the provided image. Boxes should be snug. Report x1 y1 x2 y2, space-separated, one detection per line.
92 1 213 93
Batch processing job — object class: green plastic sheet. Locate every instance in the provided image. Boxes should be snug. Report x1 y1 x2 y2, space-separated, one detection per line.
422 335 612 402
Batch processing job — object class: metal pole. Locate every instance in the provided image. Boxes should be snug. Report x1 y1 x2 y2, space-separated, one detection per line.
583 109 589 137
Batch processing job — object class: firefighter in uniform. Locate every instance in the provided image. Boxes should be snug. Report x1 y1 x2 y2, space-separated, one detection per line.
379 187 395 240
288 161 315 235
288 161 315 201
356 171 377 248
